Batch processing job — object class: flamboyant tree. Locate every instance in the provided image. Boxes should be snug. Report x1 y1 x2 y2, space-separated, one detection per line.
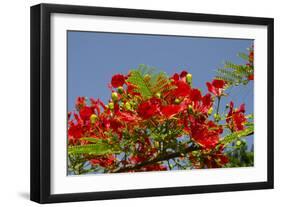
67 47 254 175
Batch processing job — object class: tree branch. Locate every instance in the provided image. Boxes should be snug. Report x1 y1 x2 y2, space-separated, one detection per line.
112 146 198 173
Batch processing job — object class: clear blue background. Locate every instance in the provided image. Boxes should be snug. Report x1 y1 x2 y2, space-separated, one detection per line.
67 31 253 147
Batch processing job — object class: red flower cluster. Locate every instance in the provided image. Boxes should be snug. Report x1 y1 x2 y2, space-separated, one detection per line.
185 115 223 149
90 155 116 168
68 67 252 173
138 98 162 119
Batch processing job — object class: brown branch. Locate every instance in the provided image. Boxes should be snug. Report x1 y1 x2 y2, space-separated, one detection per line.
112 146 198 173
111 129 254 173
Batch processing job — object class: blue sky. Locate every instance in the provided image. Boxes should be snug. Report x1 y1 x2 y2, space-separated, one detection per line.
67 31 253 147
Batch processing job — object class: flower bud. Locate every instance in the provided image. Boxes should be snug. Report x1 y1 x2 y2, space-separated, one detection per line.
90 114 98 124
117 86 124 94
188 105 193 113
208 107 213 115
125 102 131 110
155 92 161 98
130 101 136 106
236 140 242 146
144 74 151 81
214 113 221 122
154 141 159 148
108 102 114 110
111 92 118 102
186 73 192 85
174 98 181 104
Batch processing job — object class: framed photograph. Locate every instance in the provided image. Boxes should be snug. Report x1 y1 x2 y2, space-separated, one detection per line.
30 3 274 203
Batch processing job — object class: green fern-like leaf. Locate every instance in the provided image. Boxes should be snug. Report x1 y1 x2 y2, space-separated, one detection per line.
224 61 244 71
216 48 253 87
150 72 172 94
238 52 249 61
217 62 252 86
127 65 171 99
68 143 121 155
220 125 254 146
127 70 153 99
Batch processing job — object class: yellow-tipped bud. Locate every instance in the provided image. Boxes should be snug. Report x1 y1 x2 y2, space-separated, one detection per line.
174 98 181 104
208 107 213 115
188 105 193 113
117 86 123 94
214 113 221 122
90 114 98 124
111 92 118 101
236 140 242 146
155 92 161 98
125 102 131 110
186 73 192 85
108 102 114 110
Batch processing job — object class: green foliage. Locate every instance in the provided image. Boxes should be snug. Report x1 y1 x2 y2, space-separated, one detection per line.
80 137 103 143
220 124 254 146
68 142 121 155
127 64 173 99
215 52 253 86
225 140 254 167
127 69 153 99
238 52 249 61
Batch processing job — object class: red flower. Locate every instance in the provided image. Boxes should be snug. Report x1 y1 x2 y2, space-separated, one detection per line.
114 103 139 122
161 105 183 118
109 118 124 132
206 79 226 96
187 116 222 149
226 101 247 131
193 93 213 115
127 83 141 96
75 96 86 110
172 70 188 82
90 155 115 168
248 74 254 80
249 50 254 63
111 74 125 88
138 98 161 119
172 80 191 97
189 147 229 168
141 164 167 171
190 88 202 102
179 70 188 81
68 122 83 140
79 106 93 121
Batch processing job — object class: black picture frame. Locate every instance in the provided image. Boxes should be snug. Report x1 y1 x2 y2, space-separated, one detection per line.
30 3 274 204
